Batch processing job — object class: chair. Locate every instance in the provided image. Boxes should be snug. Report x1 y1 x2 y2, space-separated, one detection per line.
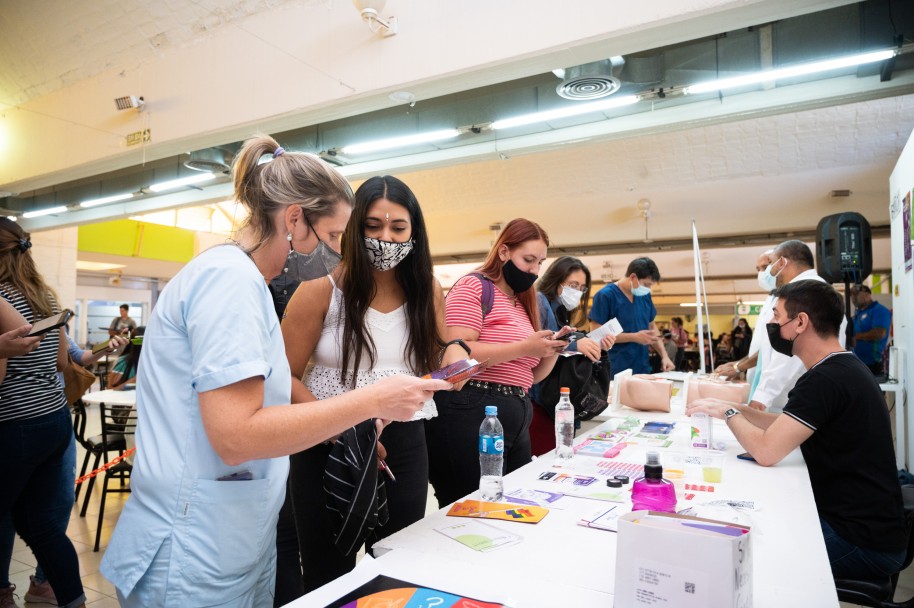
91 401 137 552
72 398 126 510
834 486 914 608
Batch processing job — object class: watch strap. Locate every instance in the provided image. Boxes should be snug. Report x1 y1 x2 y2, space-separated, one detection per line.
446 338 472 357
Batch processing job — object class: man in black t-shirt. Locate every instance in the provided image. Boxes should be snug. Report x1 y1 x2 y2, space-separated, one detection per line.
687 280 905 580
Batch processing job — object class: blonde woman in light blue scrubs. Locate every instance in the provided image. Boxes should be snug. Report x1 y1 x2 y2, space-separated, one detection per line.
100 135 450 607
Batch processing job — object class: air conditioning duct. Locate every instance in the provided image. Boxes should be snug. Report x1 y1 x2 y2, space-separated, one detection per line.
184 148 232 173
556 57 625 100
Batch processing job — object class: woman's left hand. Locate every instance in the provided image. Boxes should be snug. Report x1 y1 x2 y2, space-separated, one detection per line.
440 342 471 390
599 334 616 351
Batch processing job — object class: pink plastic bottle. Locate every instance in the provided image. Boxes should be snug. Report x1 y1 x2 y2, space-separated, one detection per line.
631 451 677 512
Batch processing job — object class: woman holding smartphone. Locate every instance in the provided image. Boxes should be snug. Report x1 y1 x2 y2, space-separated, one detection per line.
0 218 87 608
528 256 615 455
100 137 449 607
281 175 465 591
426 218 568 507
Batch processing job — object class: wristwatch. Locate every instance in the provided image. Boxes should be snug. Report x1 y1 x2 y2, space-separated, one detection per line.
724 408 740 421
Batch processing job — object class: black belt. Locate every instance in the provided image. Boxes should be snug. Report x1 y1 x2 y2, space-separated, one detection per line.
465 379 526 398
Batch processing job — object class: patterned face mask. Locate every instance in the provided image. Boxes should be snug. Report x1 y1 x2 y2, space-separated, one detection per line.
363 237 414 271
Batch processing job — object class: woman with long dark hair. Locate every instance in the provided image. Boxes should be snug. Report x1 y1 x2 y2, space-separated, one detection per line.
0 218 87 608
107 326 144 389
281 175 465 591
528 256 615 455
426 218 568 507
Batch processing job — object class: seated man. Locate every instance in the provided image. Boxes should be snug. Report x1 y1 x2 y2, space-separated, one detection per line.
686 280 905 580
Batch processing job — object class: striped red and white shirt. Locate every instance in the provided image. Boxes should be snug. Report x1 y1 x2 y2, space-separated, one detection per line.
445 275 539 390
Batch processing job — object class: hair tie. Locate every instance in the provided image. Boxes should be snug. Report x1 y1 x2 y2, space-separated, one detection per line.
272 146 285 158
17 239 31 252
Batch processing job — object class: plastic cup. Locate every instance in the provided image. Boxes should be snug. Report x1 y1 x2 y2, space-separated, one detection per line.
701 450 725 483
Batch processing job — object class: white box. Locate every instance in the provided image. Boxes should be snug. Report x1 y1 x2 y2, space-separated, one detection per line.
614 511 752 608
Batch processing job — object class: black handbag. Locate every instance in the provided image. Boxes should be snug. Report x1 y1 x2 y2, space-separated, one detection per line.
538 335 612 421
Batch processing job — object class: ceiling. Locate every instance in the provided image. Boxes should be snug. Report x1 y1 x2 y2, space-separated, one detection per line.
2 0 913 312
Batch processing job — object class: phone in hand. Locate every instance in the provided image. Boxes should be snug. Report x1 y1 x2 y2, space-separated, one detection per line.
552 326 575 341
26 310 72 337
91 339 113 354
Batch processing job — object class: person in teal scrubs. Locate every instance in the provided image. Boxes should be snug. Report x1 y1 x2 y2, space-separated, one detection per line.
100 135 450 607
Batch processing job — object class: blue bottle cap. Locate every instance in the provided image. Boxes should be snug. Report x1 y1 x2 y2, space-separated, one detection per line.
485 405 498 416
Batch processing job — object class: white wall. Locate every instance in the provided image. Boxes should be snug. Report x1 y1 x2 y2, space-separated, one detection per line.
889 127 914 470
30 226 78 312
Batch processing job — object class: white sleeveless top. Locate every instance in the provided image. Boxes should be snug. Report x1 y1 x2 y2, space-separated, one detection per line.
303 277 437 421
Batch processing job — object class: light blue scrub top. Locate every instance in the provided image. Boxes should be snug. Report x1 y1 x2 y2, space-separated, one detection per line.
100 245 291 603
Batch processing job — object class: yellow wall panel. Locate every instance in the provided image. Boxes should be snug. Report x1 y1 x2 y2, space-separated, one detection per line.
78 220 194 263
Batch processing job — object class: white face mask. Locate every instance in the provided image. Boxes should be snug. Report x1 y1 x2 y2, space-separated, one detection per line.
558 286 584 311
757 258 782 292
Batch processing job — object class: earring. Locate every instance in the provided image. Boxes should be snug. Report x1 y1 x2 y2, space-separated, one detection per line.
286 233 293 241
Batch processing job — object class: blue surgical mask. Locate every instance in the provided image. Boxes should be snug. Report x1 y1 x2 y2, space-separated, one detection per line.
631 277 651 297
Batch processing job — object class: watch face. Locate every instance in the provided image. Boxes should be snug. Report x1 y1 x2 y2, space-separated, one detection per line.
725 408 739 419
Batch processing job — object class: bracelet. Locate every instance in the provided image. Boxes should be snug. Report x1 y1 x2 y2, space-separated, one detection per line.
445 338 472 357
734 360 741 373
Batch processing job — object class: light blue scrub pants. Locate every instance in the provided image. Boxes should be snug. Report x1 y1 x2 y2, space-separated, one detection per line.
115 536 277 607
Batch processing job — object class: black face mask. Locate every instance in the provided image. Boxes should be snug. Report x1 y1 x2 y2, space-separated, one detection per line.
502 259 538 293
766 319 796 358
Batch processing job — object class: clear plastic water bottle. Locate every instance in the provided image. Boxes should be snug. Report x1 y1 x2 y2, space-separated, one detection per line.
631 451 677 513
554 387 575 463
479 405 504 502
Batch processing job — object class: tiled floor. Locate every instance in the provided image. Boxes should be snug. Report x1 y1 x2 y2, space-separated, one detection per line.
6 403 914 607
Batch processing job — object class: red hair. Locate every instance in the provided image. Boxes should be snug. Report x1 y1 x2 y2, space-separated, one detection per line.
476 218 549 331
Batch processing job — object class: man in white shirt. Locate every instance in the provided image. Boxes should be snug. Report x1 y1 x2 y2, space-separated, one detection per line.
717 249 775 383
746 240 846 412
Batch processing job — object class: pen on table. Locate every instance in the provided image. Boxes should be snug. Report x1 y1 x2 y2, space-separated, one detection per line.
379 459 396 482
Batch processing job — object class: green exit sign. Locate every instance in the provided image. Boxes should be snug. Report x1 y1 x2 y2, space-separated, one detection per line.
126 129 151 146
737 304 763 316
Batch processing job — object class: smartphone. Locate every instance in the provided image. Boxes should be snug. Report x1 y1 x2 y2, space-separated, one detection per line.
26 310 72 337
552 327 575 341
91 339 113 354
737 452 756 462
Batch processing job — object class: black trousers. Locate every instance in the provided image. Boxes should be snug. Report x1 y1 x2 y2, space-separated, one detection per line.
273 479 303 607
426 384 533 509
289 419 429 593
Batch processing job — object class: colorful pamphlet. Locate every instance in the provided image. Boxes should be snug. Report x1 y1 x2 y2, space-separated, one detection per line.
435 520 522 552
502 488 564 506
578 505 624 532
422 358 487 383
641 421 675 435
537 471 600 486
573 439 626 458
446 500 549 524
326 574 506 607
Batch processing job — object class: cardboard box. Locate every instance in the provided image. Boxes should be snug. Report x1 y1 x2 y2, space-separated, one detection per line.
615 511 752 608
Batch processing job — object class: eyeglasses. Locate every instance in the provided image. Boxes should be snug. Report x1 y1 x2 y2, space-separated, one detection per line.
563 282 585 291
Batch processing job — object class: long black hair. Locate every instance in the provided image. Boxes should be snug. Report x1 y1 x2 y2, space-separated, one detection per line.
111 326 145 388
536 256 592 327
339 176 442 387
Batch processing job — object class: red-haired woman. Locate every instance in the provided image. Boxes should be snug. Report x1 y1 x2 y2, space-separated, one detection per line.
426 218 568 507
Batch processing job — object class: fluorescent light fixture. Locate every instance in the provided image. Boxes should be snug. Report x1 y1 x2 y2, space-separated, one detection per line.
79 192 134 208
680 302 701 307
75 261 127 272
148 172 215 193
684 49 896 95
491 95 640 130
22 206 68 219
341 129 460 155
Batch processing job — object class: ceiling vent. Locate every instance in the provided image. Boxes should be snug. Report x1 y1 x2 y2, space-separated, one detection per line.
556 57 625 100
184 148 231 173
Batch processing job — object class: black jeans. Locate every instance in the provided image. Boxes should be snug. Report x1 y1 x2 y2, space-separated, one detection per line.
273 478 303 607
426 384 533 508
289 419 429 592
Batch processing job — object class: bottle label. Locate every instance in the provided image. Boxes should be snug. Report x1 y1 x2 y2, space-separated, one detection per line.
479 434 505 455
